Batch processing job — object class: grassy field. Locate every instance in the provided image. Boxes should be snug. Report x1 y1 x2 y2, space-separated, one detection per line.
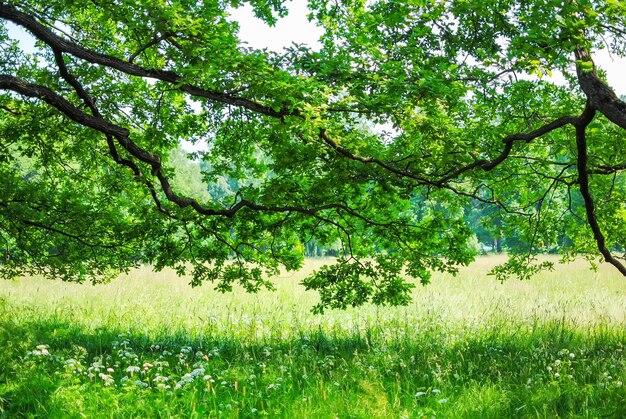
1 255 626 418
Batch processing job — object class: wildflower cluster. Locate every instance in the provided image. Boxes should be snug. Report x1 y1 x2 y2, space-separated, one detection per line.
23 336 229 395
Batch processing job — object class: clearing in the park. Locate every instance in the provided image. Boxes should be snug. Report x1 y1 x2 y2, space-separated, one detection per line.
1 257 625 417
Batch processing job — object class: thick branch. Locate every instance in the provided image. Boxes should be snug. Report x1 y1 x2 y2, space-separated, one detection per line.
575 104 626 275
0 74 410 234
0 3 283 118
575 48 626 129
573 48 626 275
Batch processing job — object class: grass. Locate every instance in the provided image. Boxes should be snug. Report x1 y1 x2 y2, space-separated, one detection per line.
1 255 626 417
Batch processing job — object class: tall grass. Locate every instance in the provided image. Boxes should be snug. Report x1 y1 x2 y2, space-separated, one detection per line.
1 256 626 417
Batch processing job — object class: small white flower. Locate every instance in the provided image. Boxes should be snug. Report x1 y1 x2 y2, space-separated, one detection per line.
36 344 50 356
126 366 141 374
438 399 447 404
415 391 427 397
154 375 170 383
432 389 441 394
98 373 114 386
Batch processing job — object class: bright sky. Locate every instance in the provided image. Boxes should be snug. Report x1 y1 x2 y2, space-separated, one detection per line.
229 2 323 51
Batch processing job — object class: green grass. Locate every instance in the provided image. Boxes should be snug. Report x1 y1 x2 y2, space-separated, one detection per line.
1 256 626 418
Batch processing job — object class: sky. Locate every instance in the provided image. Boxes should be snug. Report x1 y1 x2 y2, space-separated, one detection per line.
6 3 626 96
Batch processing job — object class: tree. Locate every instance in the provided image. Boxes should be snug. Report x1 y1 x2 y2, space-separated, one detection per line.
1 0 626 312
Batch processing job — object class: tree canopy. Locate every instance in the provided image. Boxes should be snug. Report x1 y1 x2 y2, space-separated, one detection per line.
1 0 626 311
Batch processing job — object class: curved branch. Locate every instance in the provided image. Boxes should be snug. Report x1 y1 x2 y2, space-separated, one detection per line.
0 75 421 240
575 104 626 275
320 112 577 190
52 49 172 215
575 47 626 129
0 3 283 118
572 47 626 275
3 2 577 196
437 115 578 183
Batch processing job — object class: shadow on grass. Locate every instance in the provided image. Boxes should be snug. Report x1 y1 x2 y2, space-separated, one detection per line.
2 310 626 418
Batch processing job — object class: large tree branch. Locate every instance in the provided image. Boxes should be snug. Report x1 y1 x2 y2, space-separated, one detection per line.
573 48 626 275
2 2 574 196
0 74 424 239
575 47 626 129
320 113 577 190
574 104 626 275
0 3 284 118
0 78 387 235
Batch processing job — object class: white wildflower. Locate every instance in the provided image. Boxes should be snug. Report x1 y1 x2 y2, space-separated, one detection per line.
98 373 114 386
126 365 141 374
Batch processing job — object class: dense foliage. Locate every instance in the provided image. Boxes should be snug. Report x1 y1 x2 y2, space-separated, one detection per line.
1 0 626 310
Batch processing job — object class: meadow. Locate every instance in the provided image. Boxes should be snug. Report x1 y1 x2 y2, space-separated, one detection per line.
1 255 626 418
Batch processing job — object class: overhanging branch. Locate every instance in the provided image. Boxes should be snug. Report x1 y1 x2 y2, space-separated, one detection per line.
0 3 284 118
574 104 626 275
